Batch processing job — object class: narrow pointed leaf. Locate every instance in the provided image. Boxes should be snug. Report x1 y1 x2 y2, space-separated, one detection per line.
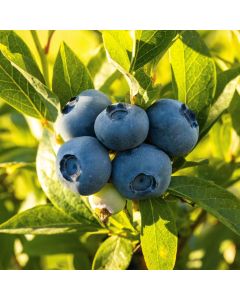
52 42 94 108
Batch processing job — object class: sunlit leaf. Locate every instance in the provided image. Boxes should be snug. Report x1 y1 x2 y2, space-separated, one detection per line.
0 205 86 235
139 198 177 270
52 42 94 108
102 30 133 72
92 235 133 270
201 67 240 138
131 30 178 71
169 30 216 127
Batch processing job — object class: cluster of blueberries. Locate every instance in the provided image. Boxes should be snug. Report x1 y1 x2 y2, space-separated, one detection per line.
55 89 199 207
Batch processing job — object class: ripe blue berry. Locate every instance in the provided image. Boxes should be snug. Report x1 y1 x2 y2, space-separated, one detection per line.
147 99 199 157
94 102 149 151
56 136 111 195
112 144 172 200
55 89 111 141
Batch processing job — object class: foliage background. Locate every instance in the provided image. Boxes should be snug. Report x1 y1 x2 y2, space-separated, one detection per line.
0 30 240 270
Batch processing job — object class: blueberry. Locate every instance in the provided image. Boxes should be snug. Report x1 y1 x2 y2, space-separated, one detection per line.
94 103 149 151
55 89 111 141
56 136 111 195
111 144 172 200
88 183 126 220
147 99 199 157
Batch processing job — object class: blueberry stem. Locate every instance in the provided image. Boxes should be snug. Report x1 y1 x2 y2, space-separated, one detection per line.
30 30 50 87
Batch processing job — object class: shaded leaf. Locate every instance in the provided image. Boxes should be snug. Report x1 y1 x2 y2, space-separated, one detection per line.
197 159 237 187
92 235 133 270
169 30 216 127
73 251 91 270
139 198 177 270
172 157 209 173
22 234 84 256
0 234 15 269
169 176 240 236
52 42 94 108
0 51 58 121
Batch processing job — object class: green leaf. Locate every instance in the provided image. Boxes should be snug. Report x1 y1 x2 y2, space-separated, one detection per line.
0 234 15 269
92 235 133 270
99 70 122 94
102 30 133 72
169 176 240 236
109 210 136 233
0 161 35 171
0 51 58 121
139 198 177 270
0 31 33 57
22 234 84 256
229 90 240 136
200 67 240 138
87 45 107 78
0 205 85 235
197 159 237 187
0 45 44 83
0 30 44 82
131 30 178 71
74 251 91 270
134 68 161 108
172 157 209 173
0 146 36 164
52 42 94 108
169 30 216 127
36 130 100 226
102 31 140 100
209 114 236 162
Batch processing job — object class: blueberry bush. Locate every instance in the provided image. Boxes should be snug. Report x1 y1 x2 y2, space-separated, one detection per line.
0 30 240 270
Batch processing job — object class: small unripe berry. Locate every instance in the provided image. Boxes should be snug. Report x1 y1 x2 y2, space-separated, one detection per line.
88 183 126 222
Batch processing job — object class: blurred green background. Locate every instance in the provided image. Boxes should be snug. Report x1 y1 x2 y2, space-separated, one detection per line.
0 30 240 269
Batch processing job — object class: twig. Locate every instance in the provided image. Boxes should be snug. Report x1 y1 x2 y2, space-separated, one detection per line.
44 30 55 54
